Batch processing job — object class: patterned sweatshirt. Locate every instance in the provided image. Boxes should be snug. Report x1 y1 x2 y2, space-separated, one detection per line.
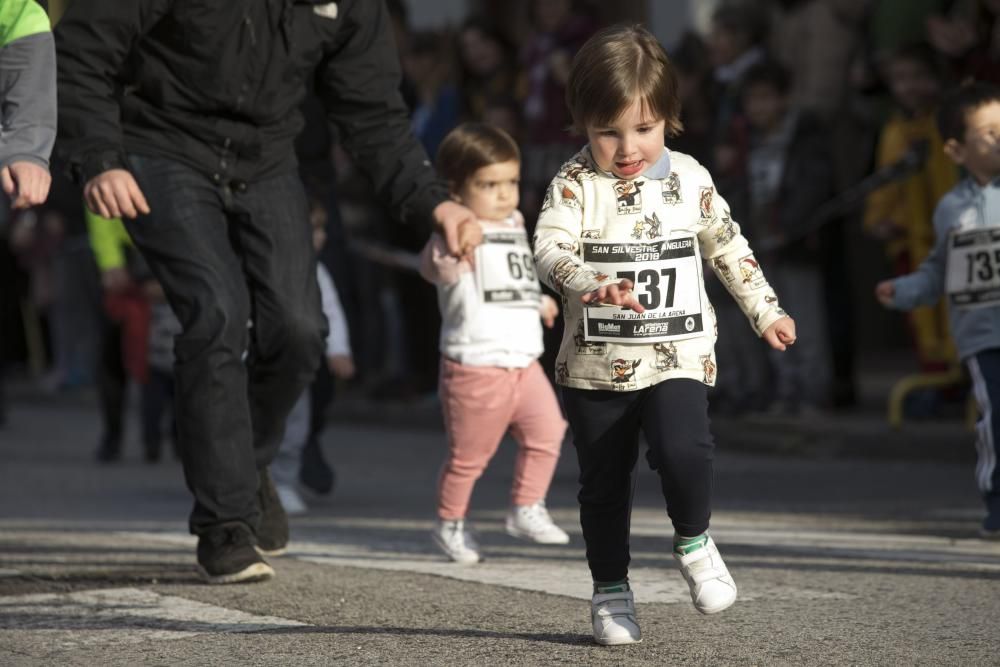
533 146 787 391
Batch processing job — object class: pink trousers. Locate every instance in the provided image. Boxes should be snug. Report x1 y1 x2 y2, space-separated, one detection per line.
437 358 567 520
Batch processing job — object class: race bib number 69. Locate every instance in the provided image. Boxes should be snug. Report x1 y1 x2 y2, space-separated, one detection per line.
476 230 541 306
583 237 704 343
946 227 1000 310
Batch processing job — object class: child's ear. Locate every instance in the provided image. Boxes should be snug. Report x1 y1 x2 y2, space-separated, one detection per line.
942 138 965 166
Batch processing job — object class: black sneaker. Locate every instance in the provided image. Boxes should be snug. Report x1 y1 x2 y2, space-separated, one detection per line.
196 524 274 584
299 437 335 496
257 468 289 557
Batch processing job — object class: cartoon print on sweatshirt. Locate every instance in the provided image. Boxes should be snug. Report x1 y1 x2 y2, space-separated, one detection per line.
699 186 714 224
700 354 717 384
653 342 679 371
662 171 682 204
610 358 641 390
614 179 643 215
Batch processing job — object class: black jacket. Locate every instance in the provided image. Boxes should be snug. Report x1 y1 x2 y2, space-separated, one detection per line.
55 0 447 227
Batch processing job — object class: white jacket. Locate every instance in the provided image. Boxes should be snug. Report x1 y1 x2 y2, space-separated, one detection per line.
420 212 546 368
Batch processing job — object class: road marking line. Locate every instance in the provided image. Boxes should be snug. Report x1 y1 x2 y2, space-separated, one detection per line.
0 587 306 650
117 531 853 605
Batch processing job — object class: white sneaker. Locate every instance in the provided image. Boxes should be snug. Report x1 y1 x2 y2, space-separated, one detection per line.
505 501 570 544
674 535 737 614
431 519 481 564
274 484 307 516
591 590 642 645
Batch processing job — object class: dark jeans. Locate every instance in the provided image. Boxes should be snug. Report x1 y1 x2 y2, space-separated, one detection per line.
125 154 326 536
561 379 714 582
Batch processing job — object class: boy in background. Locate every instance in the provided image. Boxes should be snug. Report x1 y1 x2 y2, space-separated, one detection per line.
876 82 1000 538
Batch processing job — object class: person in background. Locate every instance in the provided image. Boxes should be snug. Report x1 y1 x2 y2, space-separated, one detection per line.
864 44 959 382
519 0 598 227
875 82 1000 539
270 200 355 515
141 273 181 464
927 0 1000 85
735 61 836 415
87 210 180 463
420 123 569 564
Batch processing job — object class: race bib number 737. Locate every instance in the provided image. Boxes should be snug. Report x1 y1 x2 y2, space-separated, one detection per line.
583 237 704 343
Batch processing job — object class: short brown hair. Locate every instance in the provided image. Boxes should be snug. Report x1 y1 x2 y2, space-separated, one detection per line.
436 123 521 191
566 24 682 136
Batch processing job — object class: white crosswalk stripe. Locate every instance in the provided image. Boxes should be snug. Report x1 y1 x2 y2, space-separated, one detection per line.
0 587 306 650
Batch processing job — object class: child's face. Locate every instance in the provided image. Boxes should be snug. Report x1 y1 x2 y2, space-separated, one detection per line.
885 58 941 114
947 101 1000 185
742 83 787 132
455 160 520 221
586 100 666 180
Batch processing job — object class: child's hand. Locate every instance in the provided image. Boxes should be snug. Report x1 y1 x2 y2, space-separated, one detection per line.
581 279 646 313
874 280 895 307
327 354 356 380
539 295 559 328
762 316 796 351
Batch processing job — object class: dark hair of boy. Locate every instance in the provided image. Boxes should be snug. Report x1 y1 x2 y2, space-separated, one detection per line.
565 24 683 136
937 81 1000 144
435 123 521 191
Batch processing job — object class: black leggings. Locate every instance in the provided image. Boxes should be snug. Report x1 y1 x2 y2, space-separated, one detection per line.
561 379 714 582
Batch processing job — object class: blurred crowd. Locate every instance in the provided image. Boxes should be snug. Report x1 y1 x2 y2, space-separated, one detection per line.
2 0 998 438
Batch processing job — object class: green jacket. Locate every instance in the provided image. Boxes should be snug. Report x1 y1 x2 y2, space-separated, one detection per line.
0 0 56 170
85 209 130 272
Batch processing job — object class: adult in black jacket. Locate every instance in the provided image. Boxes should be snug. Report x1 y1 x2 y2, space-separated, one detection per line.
55 0 479 585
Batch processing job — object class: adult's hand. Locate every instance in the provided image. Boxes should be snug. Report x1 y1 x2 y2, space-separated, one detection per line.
1 161 51 209
433 200 481 260
84 169 151 219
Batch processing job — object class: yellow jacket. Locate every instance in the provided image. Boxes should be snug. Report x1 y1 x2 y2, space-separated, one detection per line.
864 111 958 263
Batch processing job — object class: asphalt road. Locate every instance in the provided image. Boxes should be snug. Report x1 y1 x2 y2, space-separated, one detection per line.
1 390 999 666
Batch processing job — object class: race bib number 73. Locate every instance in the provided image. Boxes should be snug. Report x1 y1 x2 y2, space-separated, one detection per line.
946 226 1000 310
583 237 704 343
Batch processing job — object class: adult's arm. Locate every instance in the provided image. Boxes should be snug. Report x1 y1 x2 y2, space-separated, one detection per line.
314 0 449 229
53 0 171 184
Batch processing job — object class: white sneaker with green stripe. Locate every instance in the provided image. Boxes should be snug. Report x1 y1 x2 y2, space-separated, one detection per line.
591 588 641 645
674 535 737 614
